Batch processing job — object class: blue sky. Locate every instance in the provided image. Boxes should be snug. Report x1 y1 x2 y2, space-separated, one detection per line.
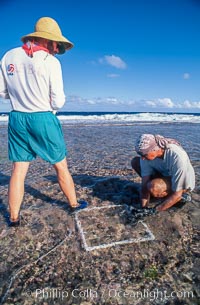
1 0 200 112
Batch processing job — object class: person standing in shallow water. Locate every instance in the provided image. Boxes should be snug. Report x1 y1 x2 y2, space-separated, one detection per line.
0 17 88 226
131 134 195 211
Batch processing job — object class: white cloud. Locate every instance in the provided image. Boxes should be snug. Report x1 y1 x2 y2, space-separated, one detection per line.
144 98 200 110
146 100 156 107
157 98 174 108
182 100 200 108
60 95 200 112
106 97 119 104
87 99 96 105
107 73 120 78
183 100 192 108
143 98 174 108
183 73 190 80
99 55 127 69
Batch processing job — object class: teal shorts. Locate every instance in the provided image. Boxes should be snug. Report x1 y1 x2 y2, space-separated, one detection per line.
8 111 67 164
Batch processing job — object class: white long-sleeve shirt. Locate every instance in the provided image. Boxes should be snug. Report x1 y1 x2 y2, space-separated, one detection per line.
0 47 66 112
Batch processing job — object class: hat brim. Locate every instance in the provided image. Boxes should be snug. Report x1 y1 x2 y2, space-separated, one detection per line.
21 31 74 52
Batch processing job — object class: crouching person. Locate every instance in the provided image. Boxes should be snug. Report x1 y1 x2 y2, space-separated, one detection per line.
131 134 195 212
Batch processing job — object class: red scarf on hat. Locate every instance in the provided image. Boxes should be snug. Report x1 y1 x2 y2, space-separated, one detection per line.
22 42 49 57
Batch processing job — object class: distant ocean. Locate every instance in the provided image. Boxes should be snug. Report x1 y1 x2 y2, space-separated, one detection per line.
0 111 200 125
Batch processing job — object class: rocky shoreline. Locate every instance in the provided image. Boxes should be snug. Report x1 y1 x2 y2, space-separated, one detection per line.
0 122 199 305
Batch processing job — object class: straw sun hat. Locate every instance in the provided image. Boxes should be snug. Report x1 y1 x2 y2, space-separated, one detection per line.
21 17 73 54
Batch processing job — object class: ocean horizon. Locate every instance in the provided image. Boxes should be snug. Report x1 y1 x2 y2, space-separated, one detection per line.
0 111 200 125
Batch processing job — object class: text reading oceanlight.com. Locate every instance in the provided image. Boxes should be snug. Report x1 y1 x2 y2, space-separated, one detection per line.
32 288 194 302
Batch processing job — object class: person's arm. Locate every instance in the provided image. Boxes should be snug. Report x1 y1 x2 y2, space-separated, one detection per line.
0 63 9 99
49 59 66 110
141 175 151 207
156 189 183 211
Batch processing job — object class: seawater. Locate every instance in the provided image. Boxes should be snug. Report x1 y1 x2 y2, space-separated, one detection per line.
0 111 200 125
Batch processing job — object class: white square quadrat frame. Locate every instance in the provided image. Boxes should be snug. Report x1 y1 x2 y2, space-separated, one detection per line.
75 205 155 251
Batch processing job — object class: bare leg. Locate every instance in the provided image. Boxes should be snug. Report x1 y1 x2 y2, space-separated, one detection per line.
8 162 30 221
53 158 79 208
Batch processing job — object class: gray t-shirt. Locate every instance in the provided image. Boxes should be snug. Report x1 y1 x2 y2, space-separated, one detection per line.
140 144 195 192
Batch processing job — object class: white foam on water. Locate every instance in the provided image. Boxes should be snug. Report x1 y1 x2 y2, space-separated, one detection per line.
54 112 200 124
1 112 200 124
